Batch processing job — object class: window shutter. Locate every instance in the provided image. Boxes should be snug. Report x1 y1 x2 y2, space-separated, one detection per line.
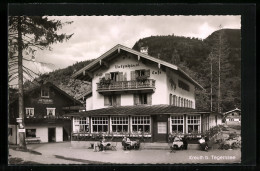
147 94 152 105
134 94 139 105
104 96 109 106
119 72 123 81
145 69 150 77
105 73 110 80
169 94 172 105
116 95 121 106
131 71 136 80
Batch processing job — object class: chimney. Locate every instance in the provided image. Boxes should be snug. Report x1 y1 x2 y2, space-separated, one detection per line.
140 46 148 55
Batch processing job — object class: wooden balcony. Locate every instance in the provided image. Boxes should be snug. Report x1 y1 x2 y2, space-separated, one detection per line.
97 79 156 94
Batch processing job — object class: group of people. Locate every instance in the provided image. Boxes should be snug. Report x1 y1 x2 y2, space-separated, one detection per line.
170 135 209 152
122 136 140 150
93 136 111 152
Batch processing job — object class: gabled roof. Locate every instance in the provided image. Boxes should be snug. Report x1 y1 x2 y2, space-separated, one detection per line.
224 108 241 115
71 44 203 89
75 89 92 100
10 82 82 106
65 104 210 117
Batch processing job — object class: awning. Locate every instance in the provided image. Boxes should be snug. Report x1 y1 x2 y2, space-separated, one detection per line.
64 104 210 117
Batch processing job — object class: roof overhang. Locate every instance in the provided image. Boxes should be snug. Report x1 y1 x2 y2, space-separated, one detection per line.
64 105 210 117
71 44 204 89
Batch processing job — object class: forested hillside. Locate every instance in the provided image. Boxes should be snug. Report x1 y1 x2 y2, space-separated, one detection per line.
20 29 240 112
23 59 94 103
133 29 241 112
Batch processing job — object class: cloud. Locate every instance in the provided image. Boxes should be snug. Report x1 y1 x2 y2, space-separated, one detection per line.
26 15 241 73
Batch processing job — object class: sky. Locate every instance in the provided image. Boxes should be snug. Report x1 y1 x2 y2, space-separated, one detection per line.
9 15 241 86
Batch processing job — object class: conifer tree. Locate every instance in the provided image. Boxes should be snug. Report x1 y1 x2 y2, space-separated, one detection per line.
8 16 73 149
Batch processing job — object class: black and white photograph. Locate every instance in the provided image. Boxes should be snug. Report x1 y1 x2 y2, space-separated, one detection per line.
7 4 254 166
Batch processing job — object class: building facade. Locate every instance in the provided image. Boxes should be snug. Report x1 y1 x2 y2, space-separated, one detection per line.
8 82 83 144
224 108 241 125
68 44 221 143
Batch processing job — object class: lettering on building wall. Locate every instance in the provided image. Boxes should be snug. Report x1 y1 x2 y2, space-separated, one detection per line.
38 98 54 104
115 63 140 69
152 70 162 75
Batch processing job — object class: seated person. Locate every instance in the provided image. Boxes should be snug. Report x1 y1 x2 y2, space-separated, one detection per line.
172 136 184 150
173 136 182 142
198 136 208 151
99 136 107 151
122 136 131 150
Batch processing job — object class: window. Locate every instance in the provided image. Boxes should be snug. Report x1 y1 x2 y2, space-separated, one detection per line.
134 93 151 105
132 116 151 133
41 88 49 98
187 115 200 133
136 69 145 77
158 122 167 134
104 95 121 106
171 116 184 133
92 117 108 133
74 117 89 132
105 72 124 82
26 129 36 138
111 116 128 133
25 108 34 117
173 95 176 106
47 108 55 116
180 98 183 107
131 69 150 80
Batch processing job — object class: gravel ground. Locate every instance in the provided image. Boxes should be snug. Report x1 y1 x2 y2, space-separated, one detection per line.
8 142 241 165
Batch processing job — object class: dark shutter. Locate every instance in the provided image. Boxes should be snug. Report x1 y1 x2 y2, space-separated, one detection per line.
104 95 109 106
145 69 150 77
131 71 136 80
118 72 123 81
147 94 152 105
105 73 110 80
134 94 139 105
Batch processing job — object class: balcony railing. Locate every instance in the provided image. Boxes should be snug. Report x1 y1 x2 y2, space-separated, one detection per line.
97 79 156 91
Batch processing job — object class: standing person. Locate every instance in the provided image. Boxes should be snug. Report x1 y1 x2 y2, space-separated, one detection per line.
198 136 208 152
182 135 188 150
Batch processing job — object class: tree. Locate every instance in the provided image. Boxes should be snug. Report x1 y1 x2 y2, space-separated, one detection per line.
198 28 231 112
8 16 73 149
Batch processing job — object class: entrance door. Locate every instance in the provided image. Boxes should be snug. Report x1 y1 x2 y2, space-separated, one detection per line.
48 128 56 142
152 115 168 142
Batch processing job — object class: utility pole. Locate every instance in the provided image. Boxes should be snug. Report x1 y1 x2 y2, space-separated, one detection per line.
217 25 223 113
210 52 213 112
17 16 26 149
